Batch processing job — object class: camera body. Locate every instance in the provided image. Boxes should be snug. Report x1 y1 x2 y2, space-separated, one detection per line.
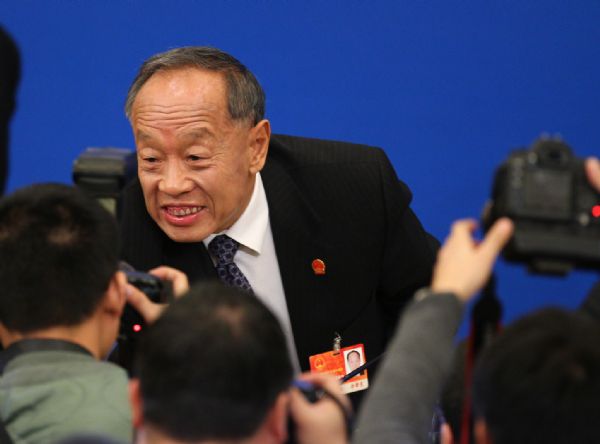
119 265 173 339
484 137 600 274
112 264 173 374
72 147 136 217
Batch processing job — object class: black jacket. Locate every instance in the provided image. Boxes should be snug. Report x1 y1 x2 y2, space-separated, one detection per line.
119 134 438 388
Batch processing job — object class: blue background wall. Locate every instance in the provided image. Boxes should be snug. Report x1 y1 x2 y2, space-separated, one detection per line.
2 1 599 334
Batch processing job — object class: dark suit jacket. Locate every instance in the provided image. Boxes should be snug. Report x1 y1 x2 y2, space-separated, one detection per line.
120 134 438 379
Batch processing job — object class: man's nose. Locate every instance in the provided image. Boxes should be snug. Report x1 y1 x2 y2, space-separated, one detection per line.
158 161 194 195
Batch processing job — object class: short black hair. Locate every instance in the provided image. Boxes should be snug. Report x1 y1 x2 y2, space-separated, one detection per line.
0 183 119 332
125 46 265 125
135 281 293 441
473 308 600 444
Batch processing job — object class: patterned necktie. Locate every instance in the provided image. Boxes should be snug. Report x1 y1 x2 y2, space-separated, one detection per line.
208 234 253 293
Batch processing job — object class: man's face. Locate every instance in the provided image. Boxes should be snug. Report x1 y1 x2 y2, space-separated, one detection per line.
347 351 361 371
130 68 269 242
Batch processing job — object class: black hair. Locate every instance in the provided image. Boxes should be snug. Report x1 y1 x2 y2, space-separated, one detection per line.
135 281 293 441
473 308 600 444
0 183 119 332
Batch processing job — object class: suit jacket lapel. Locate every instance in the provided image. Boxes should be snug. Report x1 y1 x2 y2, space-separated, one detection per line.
262 146 336 368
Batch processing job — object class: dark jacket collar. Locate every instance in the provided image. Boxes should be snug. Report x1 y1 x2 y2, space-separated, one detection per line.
0 338 93 375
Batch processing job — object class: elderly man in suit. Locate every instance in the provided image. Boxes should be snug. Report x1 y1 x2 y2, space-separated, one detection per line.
119 47 437 405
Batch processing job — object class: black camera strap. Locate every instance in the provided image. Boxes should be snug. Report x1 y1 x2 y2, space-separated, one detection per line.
0 338 93 376
459 274 502 444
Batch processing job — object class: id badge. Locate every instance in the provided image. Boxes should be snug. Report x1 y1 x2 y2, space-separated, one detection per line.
309 343 369 394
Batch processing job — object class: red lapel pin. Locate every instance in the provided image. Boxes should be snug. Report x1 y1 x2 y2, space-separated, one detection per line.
312 259 326 275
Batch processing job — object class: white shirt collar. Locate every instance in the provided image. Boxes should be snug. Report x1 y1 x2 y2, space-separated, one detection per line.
203 172 269 255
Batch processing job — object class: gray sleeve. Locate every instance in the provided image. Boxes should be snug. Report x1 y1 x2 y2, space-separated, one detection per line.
352 292 464 444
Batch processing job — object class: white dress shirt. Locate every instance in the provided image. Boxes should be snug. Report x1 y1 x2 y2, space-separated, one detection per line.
204 173 301 373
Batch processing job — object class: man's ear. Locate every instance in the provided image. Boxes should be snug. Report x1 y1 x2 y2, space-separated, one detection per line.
474 418 493 444
103 271 127 318
248 119 271 174
0 323 19 349
129 378 144 428
262 391 289 444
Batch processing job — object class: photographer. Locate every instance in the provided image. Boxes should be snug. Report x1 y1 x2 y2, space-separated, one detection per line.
130 282 350 444
0 184 132 442
353 156 600 444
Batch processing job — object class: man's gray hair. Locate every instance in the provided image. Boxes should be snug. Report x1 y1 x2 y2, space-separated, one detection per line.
125 46 265 125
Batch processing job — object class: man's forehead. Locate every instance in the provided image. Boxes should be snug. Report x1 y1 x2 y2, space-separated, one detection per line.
134 67 228 109
130 68 231 134
135 125 214 142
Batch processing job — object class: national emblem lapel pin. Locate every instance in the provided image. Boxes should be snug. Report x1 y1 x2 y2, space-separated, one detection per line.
311 258 326 275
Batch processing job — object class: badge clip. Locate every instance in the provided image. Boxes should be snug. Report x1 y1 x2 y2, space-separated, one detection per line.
332 332 342 354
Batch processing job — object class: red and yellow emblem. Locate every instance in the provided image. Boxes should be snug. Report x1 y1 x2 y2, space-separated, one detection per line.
311 259 326 275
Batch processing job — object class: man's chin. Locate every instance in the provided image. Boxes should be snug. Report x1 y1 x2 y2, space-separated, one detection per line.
160 224 211 243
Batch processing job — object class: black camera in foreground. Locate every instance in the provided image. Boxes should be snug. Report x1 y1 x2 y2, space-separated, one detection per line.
112 263 173 373
72 147 136 217
484 136 600 275
119 262 173 340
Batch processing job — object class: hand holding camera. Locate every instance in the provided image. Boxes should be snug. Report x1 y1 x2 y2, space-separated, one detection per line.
112 264 189 373
585 156 600 193
127 266 189 324
289 373 352 444
484 137 600 274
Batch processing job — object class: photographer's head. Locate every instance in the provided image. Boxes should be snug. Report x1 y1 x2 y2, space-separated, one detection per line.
131 281 293 444
0 183 126 357
473 308 600 444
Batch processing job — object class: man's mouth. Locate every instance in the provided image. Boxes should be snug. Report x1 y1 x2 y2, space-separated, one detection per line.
165 206 203 217
161 206 206 226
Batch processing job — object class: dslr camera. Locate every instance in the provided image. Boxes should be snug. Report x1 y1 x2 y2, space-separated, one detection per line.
113 263 173 373
119 262 173 339
484 136 600 274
